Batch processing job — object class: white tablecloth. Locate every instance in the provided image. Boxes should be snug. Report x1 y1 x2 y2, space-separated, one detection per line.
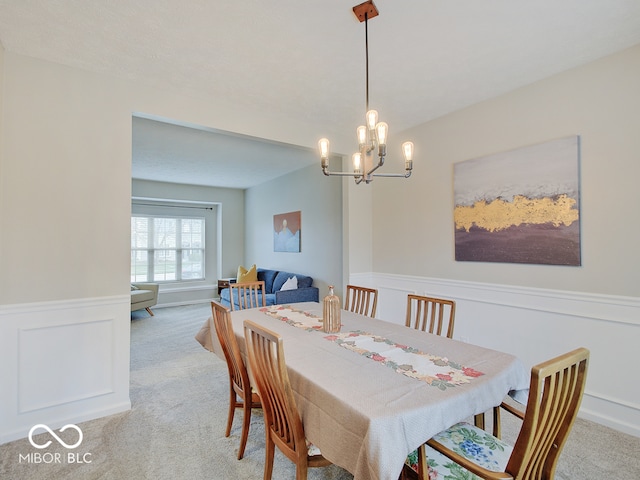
227 302 529 480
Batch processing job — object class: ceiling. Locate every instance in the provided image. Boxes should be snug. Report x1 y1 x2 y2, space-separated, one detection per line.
2 0 640 189
131 115 319 189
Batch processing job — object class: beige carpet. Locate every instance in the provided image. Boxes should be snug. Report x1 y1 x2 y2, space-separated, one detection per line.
1 303 639 479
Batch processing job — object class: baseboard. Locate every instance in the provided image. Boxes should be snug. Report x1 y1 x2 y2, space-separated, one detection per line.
155 298 213 309
580 390 640 438
0 400 131 445
155 284 217 308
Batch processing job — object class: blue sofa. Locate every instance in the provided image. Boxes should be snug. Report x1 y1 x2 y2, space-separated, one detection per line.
219 268 319 309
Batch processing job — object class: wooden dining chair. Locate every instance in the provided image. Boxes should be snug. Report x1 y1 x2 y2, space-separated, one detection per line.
405 347 590 480
211 301 261 460
243 319 332 480
405 294 456 338
344 284 378 318
228 280 266 311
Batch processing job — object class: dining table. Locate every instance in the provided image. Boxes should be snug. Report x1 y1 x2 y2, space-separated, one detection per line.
222 301 530 480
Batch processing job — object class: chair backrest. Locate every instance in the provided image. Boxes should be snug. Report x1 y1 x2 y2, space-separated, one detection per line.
344 284 378 318
211 301 251 398
229 281 266 311
406 294 456 338
243 319 306 463
507 347 589 479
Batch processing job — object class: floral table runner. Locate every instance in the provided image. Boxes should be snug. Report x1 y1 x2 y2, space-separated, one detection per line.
261 305 484 389
260 305 325 331
326 330 484 389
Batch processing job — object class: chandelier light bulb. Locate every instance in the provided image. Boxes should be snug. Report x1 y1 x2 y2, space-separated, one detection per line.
352 152 362 173
402 141 414 161
376 122 388 146
366 110 378 130
357 126 367 147
318 138 330 160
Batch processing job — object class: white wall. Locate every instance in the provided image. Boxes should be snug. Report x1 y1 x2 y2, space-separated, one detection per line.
0 59 133 304
0 43 4 196
372 45 640 297
358 45 640 436
0 52 135 443
244 164 343 298
0 43 4 285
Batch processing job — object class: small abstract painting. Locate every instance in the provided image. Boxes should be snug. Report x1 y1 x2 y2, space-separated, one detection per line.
454 136 581 266
274 211 301 252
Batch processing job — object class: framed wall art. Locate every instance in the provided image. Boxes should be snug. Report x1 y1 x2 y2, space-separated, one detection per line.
273 211 301 253
454 136 581 266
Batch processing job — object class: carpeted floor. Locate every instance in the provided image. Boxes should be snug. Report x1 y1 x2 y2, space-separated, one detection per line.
1 304 639 479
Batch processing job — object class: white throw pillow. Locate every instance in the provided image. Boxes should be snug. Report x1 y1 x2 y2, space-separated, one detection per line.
280 276 298 291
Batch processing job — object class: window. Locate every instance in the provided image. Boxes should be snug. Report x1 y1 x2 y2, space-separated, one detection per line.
131 215 205 282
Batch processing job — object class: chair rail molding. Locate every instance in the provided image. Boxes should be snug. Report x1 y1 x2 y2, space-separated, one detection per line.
0 295 132 445
350 271 640 438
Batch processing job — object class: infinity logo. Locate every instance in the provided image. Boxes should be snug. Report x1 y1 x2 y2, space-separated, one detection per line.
28 424 83 449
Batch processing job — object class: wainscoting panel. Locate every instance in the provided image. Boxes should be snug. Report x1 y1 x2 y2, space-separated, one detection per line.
350 272 640 438
0 296 132 445
18 319 115 413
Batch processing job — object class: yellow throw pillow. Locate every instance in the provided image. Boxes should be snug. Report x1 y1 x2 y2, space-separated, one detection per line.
236 264 258 283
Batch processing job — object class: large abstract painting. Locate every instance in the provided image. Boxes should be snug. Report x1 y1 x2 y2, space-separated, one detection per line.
274 211 301 252
454 136 581 266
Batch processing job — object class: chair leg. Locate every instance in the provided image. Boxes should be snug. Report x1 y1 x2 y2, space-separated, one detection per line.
225 388 236 437
416 444 429 480
474 413 485 429
237 395 252 459
492 405 502 439
264 434 275 480
145 307 154 316
296 457 308 480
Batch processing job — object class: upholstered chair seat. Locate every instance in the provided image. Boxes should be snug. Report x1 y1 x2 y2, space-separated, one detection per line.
406 422 513 478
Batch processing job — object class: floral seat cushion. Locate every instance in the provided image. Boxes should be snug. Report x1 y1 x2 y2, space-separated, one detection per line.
306 439 322 457
406 422 513 479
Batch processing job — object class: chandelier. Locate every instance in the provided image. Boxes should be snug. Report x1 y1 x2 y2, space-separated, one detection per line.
318 0 414 185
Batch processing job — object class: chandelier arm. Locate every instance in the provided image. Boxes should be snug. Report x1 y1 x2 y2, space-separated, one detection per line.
322 167 411 179
322 167 365 179
371 171 412 178
322 169 410 179
365 156 385 177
